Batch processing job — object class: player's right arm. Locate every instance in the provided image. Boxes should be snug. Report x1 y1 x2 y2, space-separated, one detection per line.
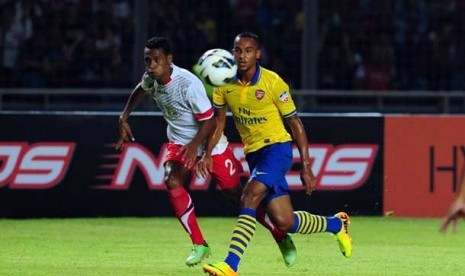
195 86 228 178
209 108 227 153
116 83 147 150
196 106 227 178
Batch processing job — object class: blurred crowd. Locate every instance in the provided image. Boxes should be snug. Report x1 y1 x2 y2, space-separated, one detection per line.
146 0 303 87
1 0 465 91
0 0 132 88
319 0 465 91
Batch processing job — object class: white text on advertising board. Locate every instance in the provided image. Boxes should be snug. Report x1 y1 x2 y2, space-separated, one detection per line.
97 143 378 191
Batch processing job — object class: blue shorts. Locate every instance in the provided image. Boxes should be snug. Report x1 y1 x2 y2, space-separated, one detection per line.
246 142 293 205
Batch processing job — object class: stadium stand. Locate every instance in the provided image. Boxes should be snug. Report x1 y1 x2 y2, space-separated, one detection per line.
1 0 465 113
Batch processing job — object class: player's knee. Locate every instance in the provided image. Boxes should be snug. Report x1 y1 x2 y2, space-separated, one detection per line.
240 192 262 209
164 176 183 190
274 219 294 232
241 181 266 208
164 182 181 190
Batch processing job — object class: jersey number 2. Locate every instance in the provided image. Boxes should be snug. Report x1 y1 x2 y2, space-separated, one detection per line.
225 159 236 176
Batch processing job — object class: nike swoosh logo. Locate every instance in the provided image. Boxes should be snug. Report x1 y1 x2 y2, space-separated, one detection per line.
226 90 234 94
256 171 267 175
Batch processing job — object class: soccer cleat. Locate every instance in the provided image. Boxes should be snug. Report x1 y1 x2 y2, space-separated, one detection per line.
333 212 352 258
203 261 238 276
185 243 211 266
277 234 297 267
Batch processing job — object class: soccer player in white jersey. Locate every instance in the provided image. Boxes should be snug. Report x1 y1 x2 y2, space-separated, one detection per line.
116 37 296 267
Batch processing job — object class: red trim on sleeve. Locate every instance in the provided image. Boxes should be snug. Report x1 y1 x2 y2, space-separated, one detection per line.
194 108 214 121
158 77 172 85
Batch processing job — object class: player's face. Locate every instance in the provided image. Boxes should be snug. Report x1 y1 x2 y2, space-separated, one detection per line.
232 37 261 73
144 48 173 83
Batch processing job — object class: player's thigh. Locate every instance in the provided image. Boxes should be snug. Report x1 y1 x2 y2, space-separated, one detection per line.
164 161 190 189
265 195 295 229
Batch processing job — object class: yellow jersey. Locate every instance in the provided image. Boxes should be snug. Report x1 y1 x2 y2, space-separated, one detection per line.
213 64 297 154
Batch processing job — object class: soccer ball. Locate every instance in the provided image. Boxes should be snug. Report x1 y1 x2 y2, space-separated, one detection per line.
197 48 237 87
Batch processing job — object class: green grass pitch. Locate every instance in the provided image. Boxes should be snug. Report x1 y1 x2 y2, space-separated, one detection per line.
0 217 464 275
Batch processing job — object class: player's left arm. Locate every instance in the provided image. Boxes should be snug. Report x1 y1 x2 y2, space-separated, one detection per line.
273 77 317 195
285 114 317 196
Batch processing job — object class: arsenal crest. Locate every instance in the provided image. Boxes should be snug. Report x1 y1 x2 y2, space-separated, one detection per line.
255 90 265 100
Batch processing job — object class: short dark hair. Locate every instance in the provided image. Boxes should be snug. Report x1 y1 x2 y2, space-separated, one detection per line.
146 37 171 55
235 32 261 49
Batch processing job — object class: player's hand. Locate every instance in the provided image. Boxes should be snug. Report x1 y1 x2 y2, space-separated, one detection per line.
116 120 135 151
195 154 213 178
178 142 198 169
301 167 317 196
439 199 465 233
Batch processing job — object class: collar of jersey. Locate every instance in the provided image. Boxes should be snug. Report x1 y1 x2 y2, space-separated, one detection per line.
156 64 175 85
233 61 261 85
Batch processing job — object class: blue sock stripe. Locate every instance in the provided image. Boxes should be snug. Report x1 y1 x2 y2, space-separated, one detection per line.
326 216 342 234
239 208 256 217
229 244 244 255
303 214 312 233
234 229 252 242
292 212 330 234
309 215 317 233
239 214 256 224
318 216 325 232
231 236 248 248
320 216 328 231
238 217 257 232
290 213 300 233
225 209 258 272
225 253 240 271
296 211 303 229
296 211 309 233
236 223 254 237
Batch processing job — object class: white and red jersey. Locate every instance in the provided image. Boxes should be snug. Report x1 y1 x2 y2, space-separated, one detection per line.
140 64 228 156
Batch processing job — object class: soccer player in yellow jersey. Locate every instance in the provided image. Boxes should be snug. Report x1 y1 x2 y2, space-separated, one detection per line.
201 32 353 276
